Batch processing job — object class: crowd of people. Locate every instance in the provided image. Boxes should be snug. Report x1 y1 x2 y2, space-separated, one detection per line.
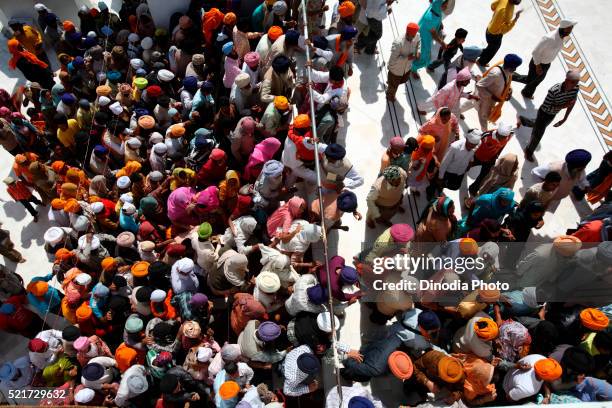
0 0 611 407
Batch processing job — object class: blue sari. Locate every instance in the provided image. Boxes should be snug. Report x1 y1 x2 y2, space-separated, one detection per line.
412 0 445 72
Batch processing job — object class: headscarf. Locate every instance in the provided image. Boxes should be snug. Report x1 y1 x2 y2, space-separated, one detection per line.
472 187 515 223
203 8 225 45
219 170 240 202
411 135 435 181
89 175 109 197
243 138 282 182
267 197 306 237
116 161 142 178
7 39 48 70
382 165 401 182
495 320 531 362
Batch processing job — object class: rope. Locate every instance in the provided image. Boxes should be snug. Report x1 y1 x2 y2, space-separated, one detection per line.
299 1 344 403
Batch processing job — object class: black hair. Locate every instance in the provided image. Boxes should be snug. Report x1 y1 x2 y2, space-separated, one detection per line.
225 361 238 374
53 113 68 125
544 171 562 183
455 28 468 39
329 66 344 82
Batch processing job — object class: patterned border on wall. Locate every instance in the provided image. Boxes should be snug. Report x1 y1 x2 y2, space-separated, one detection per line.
533 0 612 149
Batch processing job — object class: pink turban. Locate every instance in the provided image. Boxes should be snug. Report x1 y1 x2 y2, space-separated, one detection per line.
244 51 260 66
196 186 220 211
456 67 472 82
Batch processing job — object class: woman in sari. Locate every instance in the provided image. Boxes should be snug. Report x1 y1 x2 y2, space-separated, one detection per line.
461 187 515 235
267 196 306 241
407 135 436 196
167 185 220 231
413 196 457 256
230 116 257 165
218 170 241 217
418 107 459 162
243 137 282 183
197 148 228 188
89 175 110 199
494 320 531 365
410 0 448 79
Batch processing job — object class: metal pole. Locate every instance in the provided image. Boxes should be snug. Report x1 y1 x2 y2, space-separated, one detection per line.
298 3 343 403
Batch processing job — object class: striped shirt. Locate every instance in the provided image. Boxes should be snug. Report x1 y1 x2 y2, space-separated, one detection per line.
541 82 579 115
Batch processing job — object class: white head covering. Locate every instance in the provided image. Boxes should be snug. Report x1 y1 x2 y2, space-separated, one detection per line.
119 193 133 203
149 132 164 145
87 31 97 38
109 102 123 116
126 137 142 149
256 271 281 293
75 273 92 286
130 58 144 70
117 176 131 189
34 3 49 11
153 142 168 154
157 69 175 82
74 388 95 404
78 235 100 250
197 347 214 362
149 171 163 181
316 312 340 333
122 202 137 215
465 129 483 144
141 37 153 49
128 33 140 43
98 96 111 106
496 122 513 137
127 373 148 394
44 227 65 245
176 258 195 273
91 201 105 214
522 287 539 308
150 289 166 302
559 19 577 29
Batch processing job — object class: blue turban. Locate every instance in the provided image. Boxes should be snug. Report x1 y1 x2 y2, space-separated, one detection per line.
262 160 284 177
72 56 84 67
285 29 299 45
272 55 290 73
417 310 441 330
306 284 328 305
0 303 16 314
136 68 147 76
201 80 214 90
340 266 358 284
133 108 150 118
312 35 329 50
503 53 523 69
565 149 592 169
0 363 16 381
325 143 346 160
341 25 358 41
462 46 482 61
100 25 113 37
66 31 82 42
93 283 110 297
82 363 105 381
183 76 198 90
106 70 121 82
348 396 375 408
337 191 357 212
222 41 234 56
297 353 321 374
83 37 97 48
61 93 77 104
79 99 90 108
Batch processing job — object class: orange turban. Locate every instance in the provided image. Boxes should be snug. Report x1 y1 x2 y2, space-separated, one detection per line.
293 114 311 129
96 85 112 97
534 358 562 382
553 235 582 257
51 161 66 173
338 1 356 17
51 198 66 210
101 257 118 271
268 26 283 42
419 134 436 150
388 351 413 380
459 238 479 255
406 22 420 36
169 124 186 138
63 198 81 213
473 317 499 341
219 381 240 400
55 248 73 262
76 303 93 320
274 96 289 110
115 343 139 373
580 308 609 331
223 12 237 25
137 115 155 129
28 281 48 297
116 161 142 178
438 356 464 383
131 261 150 278
63 20 75 32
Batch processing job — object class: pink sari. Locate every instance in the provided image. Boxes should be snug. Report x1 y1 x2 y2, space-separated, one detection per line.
243 137 282 182
419 107 459 162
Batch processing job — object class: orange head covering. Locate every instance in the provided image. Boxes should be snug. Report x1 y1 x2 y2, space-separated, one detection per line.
55 248 73 262
580 308 609 331
101 257 118 271
63 198 81 213
96 85 113 97
115 343 139 372
61 182 78 199
338 1 356 17
274 96 289 110
553 235 582 257
131 261 150 278
293 114 311 129
411 135 435 181
438 356 464 383
534 358 562 382
169 124 186 138
116 161 142 178
51 161 66 174
268 26 283 42
15 154 28 164
459 238 479 255
478 289 500 303
28 281 48 297
7 39 48 70
62 20 75 32
66 168 84 184
76 303 93 321
388 351 414 380
203 8 225 45
219 381 240 400
51 198 66 210
473 317 499 341
406 22 420 36
223 12 237 25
